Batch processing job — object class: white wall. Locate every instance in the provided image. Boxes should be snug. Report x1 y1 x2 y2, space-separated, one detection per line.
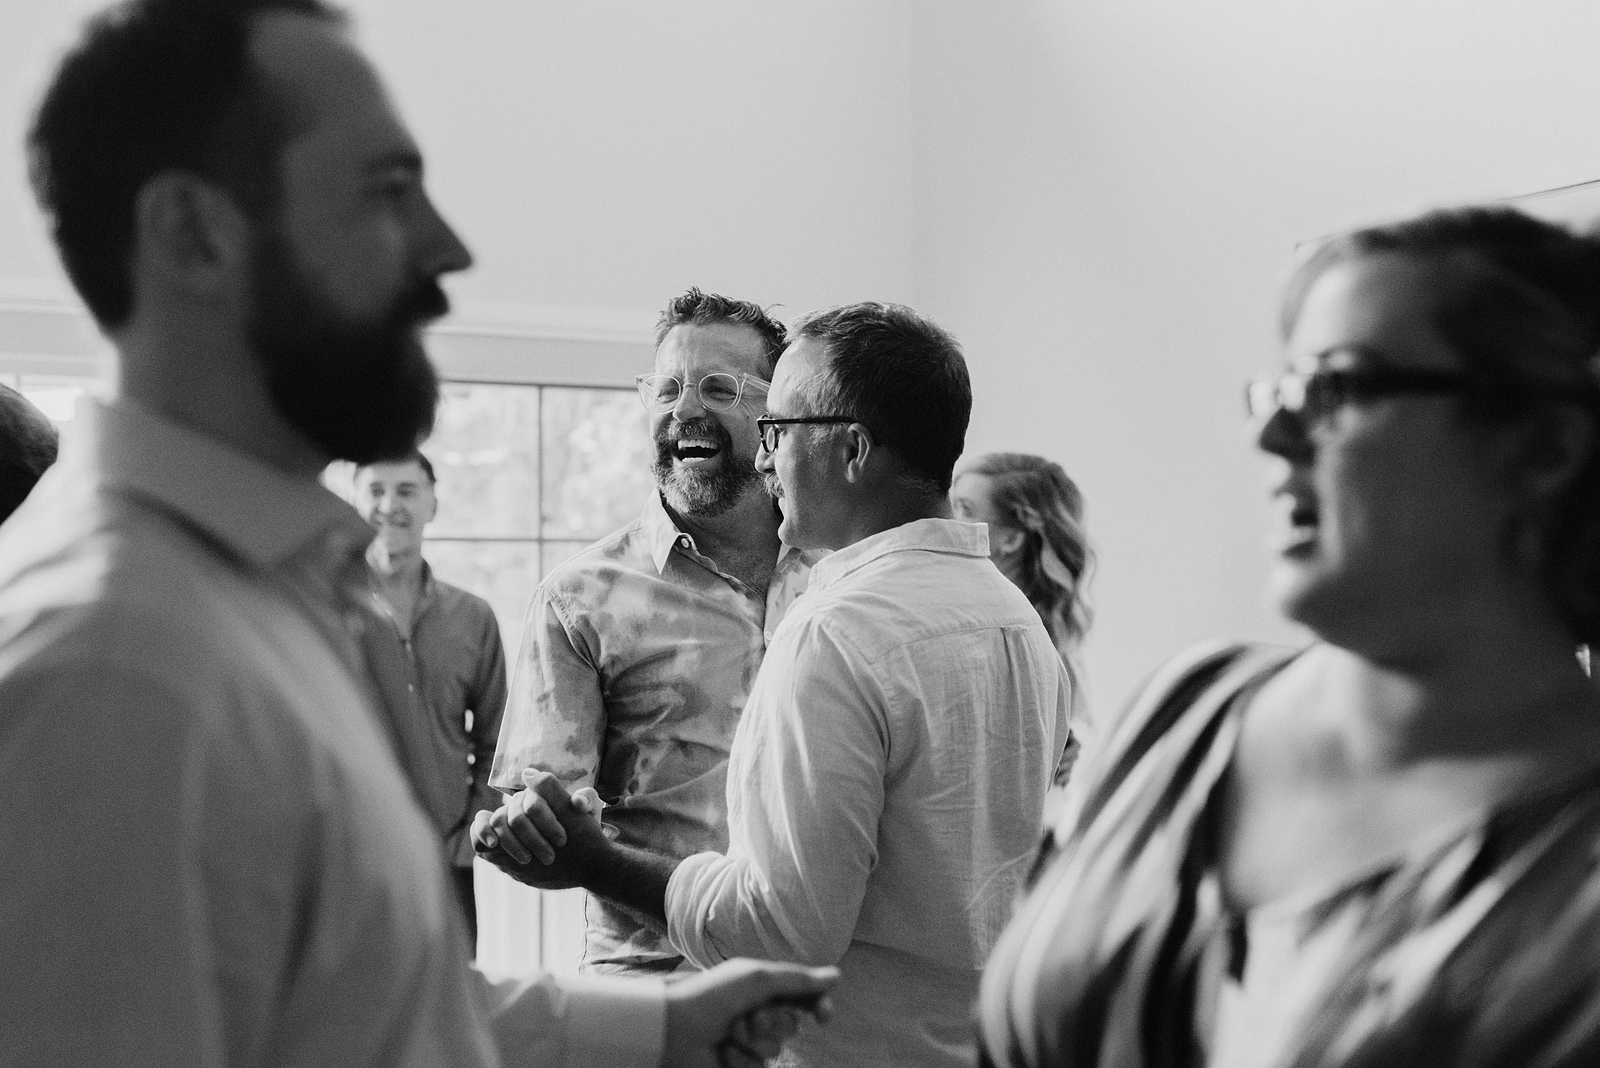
3 0 917 357
912 0 1600 709
8 0 1600 710
350 0 918 327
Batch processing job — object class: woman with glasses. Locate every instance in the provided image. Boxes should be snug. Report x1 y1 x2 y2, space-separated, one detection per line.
977 206 1600 1068
951 453 1095 778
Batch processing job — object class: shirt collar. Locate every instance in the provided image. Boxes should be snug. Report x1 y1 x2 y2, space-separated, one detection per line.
642 491 689 574
641 490 807 575
807 517 990 592
77 397 374 571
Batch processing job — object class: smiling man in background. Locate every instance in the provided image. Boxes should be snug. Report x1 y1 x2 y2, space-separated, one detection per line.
356 450 507 950
489 287 821 976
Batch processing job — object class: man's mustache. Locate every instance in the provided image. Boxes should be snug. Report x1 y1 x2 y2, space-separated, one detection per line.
654 416 732 452
397 278 450 324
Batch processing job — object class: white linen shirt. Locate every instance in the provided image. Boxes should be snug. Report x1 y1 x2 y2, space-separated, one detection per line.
0 399 661 1068
666 518 1072 1068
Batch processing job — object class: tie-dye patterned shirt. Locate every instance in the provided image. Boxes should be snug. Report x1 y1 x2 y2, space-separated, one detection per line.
489 492 817 972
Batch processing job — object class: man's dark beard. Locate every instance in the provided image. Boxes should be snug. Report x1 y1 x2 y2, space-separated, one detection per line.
246 232 442 465
653 415 764 519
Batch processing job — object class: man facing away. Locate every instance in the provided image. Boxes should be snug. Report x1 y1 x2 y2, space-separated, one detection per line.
356 451 507 950
0 2 832 1065
477 302 1074 1067
489 288 819 975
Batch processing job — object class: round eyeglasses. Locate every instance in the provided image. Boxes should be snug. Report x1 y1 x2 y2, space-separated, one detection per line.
636 372 769 413
755 416 859 453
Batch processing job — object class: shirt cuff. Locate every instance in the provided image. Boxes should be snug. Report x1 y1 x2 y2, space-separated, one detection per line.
561 975 666 1068
665 850 729 969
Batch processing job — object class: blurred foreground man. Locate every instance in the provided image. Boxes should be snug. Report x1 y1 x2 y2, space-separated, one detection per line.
478 303 1072 1067
489 288 818 975
0 1 832 1065
357 452 507 950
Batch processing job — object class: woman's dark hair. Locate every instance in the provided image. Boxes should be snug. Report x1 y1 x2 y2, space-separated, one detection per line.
27 0 342 329
959 452 1094 662
1284 206 1600 644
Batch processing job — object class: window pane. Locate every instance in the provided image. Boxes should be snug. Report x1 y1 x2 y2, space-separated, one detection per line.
541 388 653 540
424 541 541 662
17 373 99 429
426 382 543 540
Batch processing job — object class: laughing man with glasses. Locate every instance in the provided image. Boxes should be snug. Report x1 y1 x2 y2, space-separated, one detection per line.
487 287 824 977
478 301 1075 1068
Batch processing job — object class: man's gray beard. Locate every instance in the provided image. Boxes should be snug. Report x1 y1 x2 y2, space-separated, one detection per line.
656 462 765 519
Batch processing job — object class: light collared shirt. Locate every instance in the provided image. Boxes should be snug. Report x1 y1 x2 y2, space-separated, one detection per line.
364 562 508 866
0 398 661 1068
666 518 1072 1068
490 491 817 972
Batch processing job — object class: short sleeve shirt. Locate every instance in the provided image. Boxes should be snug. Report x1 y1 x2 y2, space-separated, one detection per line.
490 492 817 970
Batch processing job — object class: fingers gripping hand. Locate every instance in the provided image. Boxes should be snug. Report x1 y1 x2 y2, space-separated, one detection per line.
472 770 618 891
721 1006 806 1067
663 959 839 1068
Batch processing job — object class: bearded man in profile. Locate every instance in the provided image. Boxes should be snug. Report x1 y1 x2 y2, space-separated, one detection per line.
0 1 831 1064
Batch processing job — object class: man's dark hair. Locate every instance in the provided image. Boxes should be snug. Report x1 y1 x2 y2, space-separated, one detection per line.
791 302 971 493
358 449 435 485
27 0 344 329
0 387 61 523
654 287 787 375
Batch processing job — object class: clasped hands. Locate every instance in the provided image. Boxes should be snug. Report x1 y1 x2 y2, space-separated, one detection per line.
472 771 838 1067
471 768 608 890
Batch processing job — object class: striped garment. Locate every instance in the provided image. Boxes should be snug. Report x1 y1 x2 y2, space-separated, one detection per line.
980 640 1600 1068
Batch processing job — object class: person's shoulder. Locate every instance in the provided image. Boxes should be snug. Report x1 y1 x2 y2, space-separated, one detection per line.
1 477 221 629
540 517 660 591
802 547 1034 655
429 574 495 618
0 480 301 701
1098 639 1298 762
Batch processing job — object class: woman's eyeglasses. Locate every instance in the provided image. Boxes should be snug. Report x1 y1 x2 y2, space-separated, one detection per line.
1244 368 1478 423
1246 366 1598 424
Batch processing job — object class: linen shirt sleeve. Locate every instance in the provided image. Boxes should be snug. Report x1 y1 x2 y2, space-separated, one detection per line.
489 583 607 795
477 968 665 1068
666 619 886 968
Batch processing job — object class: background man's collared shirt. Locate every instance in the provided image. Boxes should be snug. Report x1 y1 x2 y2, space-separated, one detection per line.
364 563 508 867
490 492 816 972
0 399 661 1068
666 518 1073 1068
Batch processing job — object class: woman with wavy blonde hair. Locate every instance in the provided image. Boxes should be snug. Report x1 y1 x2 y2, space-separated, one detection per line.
951 452 1094 730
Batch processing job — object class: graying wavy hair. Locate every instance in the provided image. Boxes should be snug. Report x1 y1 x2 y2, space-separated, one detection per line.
960 452 1093 661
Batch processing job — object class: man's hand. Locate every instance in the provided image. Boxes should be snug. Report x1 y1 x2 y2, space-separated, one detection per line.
471 770 608 890
664 959 838 1068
